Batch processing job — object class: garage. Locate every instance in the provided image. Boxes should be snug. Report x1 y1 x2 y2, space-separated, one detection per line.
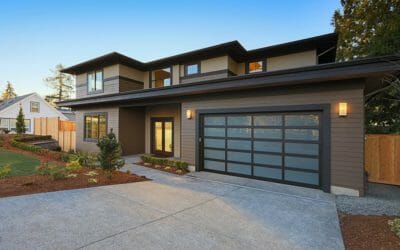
198 106 330 191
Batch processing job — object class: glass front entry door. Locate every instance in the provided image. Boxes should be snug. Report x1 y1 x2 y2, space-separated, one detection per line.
151 118 174 156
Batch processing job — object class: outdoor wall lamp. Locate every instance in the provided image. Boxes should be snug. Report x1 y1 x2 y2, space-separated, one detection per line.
339 102 348 117
186 109 193 119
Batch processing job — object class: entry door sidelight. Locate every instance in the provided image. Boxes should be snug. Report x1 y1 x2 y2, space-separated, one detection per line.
151 118 174 156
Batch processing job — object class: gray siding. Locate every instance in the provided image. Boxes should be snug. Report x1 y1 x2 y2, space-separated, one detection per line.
75 107 119 153
180 81 365 194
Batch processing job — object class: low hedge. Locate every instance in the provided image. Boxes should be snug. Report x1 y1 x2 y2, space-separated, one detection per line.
14 135 52 142
140 155 189 171
11 135 64 160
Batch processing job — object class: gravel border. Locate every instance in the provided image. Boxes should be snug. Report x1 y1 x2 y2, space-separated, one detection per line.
336 183 400 216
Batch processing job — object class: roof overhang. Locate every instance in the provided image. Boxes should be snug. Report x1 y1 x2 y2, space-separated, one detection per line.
61 33 337 75
57 55 400 108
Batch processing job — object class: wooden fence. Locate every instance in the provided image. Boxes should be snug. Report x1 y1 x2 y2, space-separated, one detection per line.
33 117 76 152
365 134 400 186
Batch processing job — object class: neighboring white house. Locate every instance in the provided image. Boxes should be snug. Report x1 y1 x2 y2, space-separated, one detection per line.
0 93 68 134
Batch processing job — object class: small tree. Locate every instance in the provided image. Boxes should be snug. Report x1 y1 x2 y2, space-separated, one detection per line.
1 81 17 100
15 106 26 134
96 129 125 179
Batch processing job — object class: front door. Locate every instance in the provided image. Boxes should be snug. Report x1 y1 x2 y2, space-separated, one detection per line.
151 118 174 156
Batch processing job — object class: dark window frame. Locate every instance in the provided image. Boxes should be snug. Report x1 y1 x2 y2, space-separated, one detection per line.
245 59 267 74
30 101 40 113
87 69 104 94
150 117 174 157
83 112 108 142
184 62 201 76
150 66 173 88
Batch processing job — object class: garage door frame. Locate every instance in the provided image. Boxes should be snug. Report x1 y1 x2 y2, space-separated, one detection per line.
195 104 331 192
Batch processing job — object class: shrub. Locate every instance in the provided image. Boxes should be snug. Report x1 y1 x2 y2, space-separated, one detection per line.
66 160 82 172
13 135 52 142
0 164 12 178
88 178 98 184
61 153 71 162
49 165 68 180
96 129 125 179
389 218 400 238
36 163 52 176
175 161 189 171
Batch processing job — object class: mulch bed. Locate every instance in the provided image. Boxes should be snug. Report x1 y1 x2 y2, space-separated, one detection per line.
0 168 148 198
340 214 400 250
135 161 189 175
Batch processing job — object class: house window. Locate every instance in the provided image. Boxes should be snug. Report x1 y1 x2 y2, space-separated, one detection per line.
88 70 103 93
185 63 200 75
84 113 107 140
247 60 265 73
0 118 30 132
30 101 40 113
152 67 171 88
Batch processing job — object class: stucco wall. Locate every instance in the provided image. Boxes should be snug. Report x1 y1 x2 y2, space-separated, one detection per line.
267 50 317 71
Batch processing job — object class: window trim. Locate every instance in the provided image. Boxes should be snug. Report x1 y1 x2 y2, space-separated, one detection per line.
245 59 267 74
87 69 104 95
150 66 173 88
0 118 30 132
30 101 40 113
184 62 201 76
83 112 108 142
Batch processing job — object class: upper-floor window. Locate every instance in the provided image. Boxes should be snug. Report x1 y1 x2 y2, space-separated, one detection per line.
247 60 265 73
84 113 107 141
88 70 103 93
30 101 40 113
152 67 171 88
185 63 200 76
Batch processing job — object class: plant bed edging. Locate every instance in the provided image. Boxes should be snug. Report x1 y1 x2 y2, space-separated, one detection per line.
134 161 189 175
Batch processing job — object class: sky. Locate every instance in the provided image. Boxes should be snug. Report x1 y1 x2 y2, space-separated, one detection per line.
0 0 342 97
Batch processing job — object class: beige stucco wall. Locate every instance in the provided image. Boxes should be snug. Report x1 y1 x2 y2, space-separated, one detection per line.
172 64 180 85
180 81 365 195
75 106 119 153
118 64 144 82
201 56 228 73
267 50 317 72
145 104 181 158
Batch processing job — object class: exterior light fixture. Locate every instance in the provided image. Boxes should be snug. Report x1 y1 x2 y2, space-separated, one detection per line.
186 109 192 119
339 102 348 117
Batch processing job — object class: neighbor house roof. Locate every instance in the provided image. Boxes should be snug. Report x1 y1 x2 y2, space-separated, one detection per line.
57 55 400 108
61 33 338 75
0 93 33 112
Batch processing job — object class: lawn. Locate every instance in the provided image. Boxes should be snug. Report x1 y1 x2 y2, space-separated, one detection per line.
0 149 40 176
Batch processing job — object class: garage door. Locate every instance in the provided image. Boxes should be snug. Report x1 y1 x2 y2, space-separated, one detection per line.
200 112 323 188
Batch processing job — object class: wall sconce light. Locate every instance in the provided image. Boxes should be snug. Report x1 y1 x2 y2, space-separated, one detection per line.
339 102 348 117
186 109 192 119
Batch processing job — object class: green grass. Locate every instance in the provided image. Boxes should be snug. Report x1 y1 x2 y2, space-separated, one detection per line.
0 150 40 176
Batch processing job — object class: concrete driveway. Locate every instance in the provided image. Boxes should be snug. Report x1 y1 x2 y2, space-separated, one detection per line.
0 161 344 250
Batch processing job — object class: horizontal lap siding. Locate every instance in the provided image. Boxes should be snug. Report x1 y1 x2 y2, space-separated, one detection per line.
181 81 365 192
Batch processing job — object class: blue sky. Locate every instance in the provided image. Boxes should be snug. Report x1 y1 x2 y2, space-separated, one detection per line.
0 0 341 97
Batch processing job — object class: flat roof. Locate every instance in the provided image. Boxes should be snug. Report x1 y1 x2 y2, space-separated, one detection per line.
62 33 337 75
57 55 400 108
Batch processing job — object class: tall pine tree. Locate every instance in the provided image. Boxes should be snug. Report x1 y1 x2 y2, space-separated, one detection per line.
44 64 74 106
1 81 17 100
333 0 400 133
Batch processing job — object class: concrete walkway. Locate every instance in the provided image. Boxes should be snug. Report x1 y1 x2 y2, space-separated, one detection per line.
0 157 344 250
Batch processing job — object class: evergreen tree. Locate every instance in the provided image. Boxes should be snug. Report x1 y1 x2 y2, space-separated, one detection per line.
96 129 125 179
16 106 26 134
333 0 400 133
44 64 74 106
1 81 17 100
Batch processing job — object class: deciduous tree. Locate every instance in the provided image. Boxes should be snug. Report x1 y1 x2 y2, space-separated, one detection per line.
44 64 74 106
1 81 17 100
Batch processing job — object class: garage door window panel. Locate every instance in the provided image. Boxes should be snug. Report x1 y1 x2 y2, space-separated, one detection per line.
254 153 282 166
227 163 252 175
227 151 251 163
204 138 225 149
285 170 319 185
253 141 282 153
254 166 282 179
204 149 225 160
204 127 225 137
204 160 225 171
228 128 251 138
285 129 319 141
227 139 252 151
285 156 319 171
204 116 225 126
285 114 319 127
285 143 319 156
227 116 252 126
254 115 282 126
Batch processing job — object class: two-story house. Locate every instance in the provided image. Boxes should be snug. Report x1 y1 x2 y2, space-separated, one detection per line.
58 33 400 196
